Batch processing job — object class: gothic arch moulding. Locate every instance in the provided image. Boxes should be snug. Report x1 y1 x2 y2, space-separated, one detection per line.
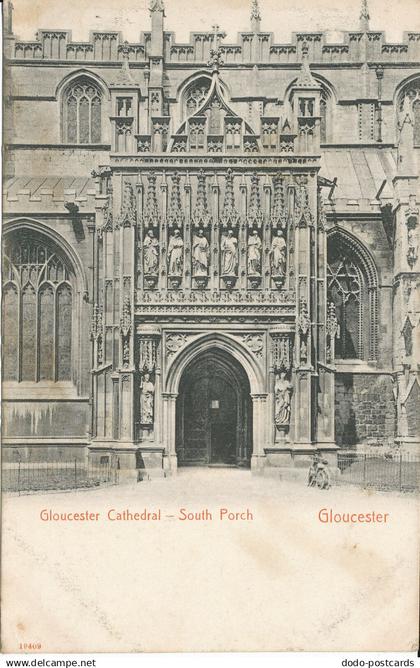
327 227 378 289
55 68 111 101
164 332 266 396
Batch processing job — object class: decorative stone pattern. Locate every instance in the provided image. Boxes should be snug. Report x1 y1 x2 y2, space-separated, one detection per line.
165 333 188 357
240 334 264 359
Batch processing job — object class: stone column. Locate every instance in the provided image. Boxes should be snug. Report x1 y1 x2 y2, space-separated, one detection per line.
293 176 314 448
250 393 268 471
162 392 178 473
211 175 220 291
315 186 336 455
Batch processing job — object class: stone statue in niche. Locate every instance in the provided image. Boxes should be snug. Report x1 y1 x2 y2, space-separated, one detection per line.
143 229 159 274
140 372 155 426
274 371 293 429
247 230 262 275
143 229 159 288
405 195 419 268
407 226 418 267
270 230 287 288
192 229 210 288
167 229 184 288
300 339 308 363
326 301 340 362
221 229 238 288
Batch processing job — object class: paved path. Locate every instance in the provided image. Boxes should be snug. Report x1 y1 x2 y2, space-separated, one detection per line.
2 469 418 652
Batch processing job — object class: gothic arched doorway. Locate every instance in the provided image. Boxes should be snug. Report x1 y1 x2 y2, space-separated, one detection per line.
175 348 252 467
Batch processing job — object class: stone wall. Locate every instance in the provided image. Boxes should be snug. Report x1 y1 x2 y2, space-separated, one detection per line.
335 373 395 448
406 380 420 439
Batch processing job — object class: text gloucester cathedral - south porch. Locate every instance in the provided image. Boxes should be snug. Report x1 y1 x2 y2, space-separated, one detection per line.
2 0 420 478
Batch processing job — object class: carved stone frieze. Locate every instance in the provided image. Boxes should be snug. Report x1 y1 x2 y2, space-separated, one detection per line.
138 288 295 305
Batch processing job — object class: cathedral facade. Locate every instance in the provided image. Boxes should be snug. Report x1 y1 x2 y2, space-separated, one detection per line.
3 0 420 478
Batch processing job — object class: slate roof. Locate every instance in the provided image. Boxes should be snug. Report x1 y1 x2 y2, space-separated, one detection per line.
3 147 399 215
320 147 397 209
4 176 96 203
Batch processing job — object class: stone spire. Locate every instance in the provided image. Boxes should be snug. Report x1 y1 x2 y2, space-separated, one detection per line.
4 1 14 35
149 0 165 14
208 23 226 73
359 0 370 32
192 170 211 227
250 0 261 32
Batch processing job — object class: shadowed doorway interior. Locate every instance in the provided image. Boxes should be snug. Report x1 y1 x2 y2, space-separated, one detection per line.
176 348 252 467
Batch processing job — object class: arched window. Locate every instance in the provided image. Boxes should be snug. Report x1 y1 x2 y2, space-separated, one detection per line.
398 77 420 146
63 76 102 144
2 229 75 382
327 231 378 361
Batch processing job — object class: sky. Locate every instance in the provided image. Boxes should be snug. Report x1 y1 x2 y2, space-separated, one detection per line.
10 0 420 45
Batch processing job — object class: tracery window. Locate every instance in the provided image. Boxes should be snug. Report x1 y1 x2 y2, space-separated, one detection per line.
327 256 362 359
63 77 102 144
2 230 74 382
327 233 377 361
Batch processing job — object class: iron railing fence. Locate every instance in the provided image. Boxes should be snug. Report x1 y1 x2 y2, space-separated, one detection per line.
2 457 120 494
336 451 419 492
